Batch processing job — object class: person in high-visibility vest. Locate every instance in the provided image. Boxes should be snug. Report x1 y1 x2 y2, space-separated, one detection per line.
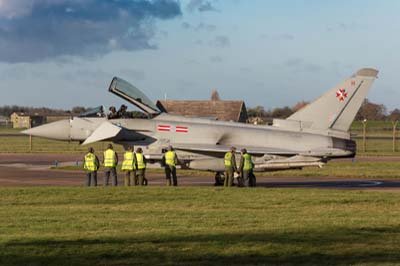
224 146 237 187
238 148 255 187
121 145 137 186
163 145 179 186
83 147 100 186
103 144 118 186
135 147 147 186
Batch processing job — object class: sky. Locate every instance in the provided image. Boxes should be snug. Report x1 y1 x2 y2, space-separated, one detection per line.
0 0 399 111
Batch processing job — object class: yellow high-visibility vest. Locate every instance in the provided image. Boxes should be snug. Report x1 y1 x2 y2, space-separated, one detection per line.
104 149 116 167
136 153 146 169
165 151 176 167
224 152 233 167
243 153 253 171
122 151 135 171
84 153 97 172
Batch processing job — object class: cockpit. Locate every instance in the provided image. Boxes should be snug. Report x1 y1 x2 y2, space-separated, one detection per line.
79 77 161 120
108 77 161 118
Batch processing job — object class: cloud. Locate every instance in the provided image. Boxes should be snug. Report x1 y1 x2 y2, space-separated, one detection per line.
119 68 146 81
195 22 216 32
181 22 216 32
284 58 322 73
209 55 222 63
182 22 191 29
0 0 181 63
186 0 218 12
209 35 230 48
261 33 295 41
326 22 361 32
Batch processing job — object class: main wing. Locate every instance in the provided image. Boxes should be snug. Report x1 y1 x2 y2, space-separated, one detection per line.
172 143 352 158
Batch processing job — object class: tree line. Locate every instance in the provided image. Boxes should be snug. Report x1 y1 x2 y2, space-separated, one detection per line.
247 99 400 121
0 105 88 117
1 99 399 121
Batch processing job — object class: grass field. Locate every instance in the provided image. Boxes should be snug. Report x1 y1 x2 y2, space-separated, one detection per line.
264 161 400 179
350 120 398 136
0 136 125 153
1 187 400 266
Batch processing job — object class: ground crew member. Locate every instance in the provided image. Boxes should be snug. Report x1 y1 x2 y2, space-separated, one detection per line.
224 146 237 187
83 147 99 186
103 144 118 186
163 145 179 186
238 148 255 187
135 147 147 186
121 145 136 186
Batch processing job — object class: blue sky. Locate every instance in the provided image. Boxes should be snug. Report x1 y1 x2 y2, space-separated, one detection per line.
0 0 399 111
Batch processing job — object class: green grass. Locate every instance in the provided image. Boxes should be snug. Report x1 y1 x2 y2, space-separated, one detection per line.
350 120 400 137
0 136 125 153
0 127 22 134
1 187 400 266
263 161 400 179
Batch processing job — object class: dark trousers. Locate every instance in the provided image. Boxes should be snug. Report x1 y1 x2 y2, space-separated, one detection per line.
224 167 234 187
86 171 97 186
136 169 147 186
165 165 177 186
242 170 251 187
249 171 256 187
124 170 137 186
242 170 256 187
104 167 118 186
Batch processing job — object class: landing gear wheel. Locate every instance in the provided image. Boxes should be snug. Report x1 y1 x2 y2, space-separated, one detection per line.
214 172 224 186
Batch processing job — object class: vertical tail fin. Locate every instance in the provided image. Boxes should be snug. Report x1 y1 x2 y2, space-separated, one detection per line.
287 68 379 132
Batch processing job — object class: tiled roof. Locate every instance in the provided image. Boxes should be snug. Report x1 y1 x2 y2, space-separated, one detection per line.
157 100 247 122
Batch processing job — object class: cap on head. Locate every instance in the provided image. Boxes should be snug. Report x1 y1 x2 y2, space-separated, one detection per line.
107 144 113 149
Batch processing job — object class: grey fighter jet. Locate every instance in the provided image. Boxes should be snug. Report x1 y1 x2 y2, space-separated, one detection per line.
23 68 378 174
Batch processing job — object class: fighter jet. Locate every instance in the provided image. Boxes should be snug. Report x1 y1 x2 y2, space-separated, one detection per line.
23 68 378 175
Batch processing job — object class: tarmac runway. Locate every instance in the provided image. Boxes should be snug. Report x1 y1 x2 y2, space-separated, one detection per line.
0 153 399 190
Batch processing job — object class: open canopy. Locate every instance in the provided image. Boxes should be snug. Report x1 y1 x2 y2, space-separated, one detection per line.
108 77 160 115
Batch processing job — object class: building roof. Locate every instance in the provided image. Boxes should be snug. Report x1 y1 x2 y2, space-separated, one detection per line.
156 100 247 122
11 112 43 117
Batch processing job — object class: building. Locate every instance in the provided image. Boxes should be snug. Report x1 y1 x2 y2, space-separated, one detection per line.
0 116 10 127
156 91 248 123
10 112 45 129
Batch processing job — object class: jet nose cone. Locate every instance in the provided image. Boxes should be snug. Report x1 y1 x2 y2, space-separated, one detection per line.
22 119 71 140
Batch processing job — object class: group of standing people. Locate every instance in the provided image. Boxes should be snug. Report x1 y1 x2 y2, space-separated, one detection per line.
83 144 147 187
224 146 256 187
84 144 254 187
83 144 179 187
